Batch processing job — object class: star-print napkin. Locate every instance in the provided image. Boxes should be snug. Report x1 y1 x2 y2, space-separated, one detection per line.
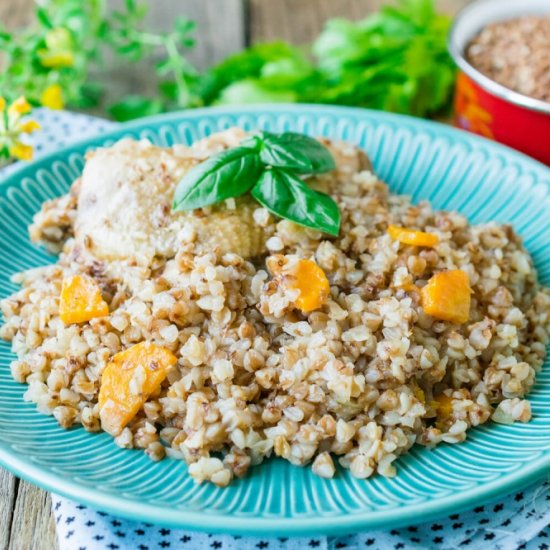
2 109 549 550
52 481 549 550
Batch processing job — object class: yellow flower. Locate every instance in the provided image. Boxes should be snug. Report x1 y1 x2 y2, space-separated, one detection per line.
0 96 40 163
9 142 33 161
45 28 73 51
39 51 75 69
8 97 32 116
40 84 64 110
39 28 75 69
19 120 41 133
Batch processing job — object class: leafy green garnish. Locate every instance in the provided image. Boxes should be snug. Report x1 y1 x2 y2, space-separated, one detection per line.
195 42 319 106
311 0 454 116
257 132 335 174
173 132 340 236
199 0 454 118
173 147 263 211
252 169 340 236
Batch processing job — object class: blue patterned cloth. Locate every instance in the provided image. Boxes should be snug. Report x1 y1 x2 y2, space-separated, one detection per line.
4 109 549 550
52 481 549 550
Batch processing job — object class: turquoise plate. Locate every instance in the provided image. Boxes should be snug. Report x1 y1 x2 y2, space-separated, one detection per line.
0 105 549 535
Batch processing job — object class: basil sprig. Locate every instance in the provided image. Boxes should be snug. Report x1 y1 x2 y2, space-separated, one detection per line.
252 169 340 237
172 131 340 236
246 132 335 174
173 146 263 210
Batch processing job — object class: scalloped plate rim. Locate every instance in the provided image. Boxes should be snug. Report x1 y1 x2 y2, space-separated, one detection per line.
0 104 549 536
0 436 548 535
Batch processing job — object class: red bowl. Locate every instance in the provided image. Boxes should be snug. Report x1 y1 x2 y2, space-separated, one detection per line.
449 0 550 165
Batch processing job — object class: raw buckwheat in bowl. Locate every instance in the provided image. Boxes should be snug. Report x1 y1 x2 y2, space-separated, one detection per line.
2 121 549 489
449 0 550 165
0 106 549 534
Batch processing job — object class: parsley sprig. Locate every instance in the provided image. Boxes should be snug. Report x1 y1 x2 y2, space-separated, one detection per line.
172 131 340 236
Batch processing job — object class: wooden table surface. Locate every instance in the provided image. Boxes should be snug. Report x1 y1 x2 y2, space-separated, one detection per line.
0 1 469 548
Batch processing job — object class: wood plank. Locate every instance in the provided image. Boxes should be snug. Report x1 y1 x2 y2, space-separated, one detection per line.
249 0 471 43
0 469 17 550
8 480 57 550
147 0 246 70
0 0 34 30
97 0 246 110
249 0 383 44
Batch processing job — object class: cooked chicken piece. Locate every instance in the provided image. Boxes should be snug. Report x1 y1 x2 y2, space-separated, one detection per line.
31 129 374 264
74 136 268 264
75 138 194 264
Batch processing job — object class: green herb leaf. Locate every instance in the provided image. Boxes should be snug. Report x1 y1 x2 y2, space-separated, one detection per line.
196 42 311 105
258 131 336 174
172 131 339 234
215 80 298 105
311 0 454 117
108 96 164 122
36 8 53 29
252 169 340 236
173 147 263 211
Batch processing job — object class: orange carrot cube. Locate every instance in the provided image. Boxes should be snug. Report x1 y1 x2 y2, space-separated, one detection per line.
59 274 109 324
98 342 177 436
289 259 330 313
421 269 471 324
388 225 439 247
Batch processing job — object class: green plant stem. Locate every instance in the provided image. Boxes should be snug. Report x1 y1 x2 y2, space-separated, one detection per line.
164 35 194 106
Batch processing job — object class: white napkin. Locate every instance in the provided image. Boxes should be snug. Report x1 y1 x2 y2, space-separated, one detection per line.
52 481 549 550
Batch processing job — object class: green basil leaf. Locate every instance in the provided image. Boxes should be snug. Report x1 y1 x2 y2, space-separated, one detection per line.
240 133 264 151
252 169 340 236
173 147 262 211
258 131 336 174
